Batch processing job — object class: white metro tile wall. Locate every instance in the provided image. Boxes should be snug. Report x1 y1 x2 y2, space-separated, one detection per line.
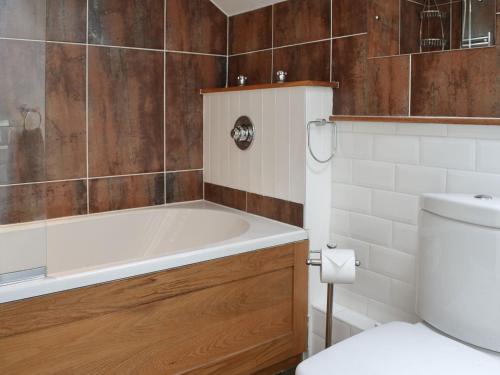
203 87 333 204
331 121 500 325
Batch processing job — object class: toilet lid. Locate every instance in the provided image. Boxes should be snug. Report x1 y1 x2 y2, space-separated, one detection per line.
296 322 500 375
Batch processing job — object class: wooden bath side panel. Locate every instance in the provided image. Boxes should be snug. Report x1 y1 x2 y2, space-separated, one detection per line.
0 241 308 375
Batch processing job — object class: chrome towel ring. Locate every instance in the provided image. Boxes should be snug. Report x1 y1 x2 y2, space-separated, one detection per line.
307 119 337 164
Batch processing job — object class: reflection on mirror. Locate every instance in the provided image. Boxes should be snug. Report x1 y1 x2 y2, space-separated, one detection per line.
400 0 496 54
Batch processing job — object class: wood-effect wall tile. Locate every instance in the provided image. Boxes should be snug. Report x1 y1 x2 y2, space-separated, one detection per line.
274 0 331 47
0 180 87 225
165 53 226 171
89 174 164 213
411 48 500 117
273 0 331 47
45 43 86 181
332 35 368 115
332 0 367 37
89 0 164 49
247 193 303 227
367 55 410 116
228 51 272 86
204 183 247 211
0 40 46 185
229 7 272 55
0 0 86 42
166 0 227 55
88 47 164 177
165 170 203 204
273 41 331 82
367 0 399 57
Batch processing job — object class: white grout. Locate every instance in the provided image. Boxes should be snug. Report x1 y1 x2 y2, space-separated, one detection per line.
86 0 90 213
271 5 274 83
408 54 412 116
0 36 226 57
164 0 167 205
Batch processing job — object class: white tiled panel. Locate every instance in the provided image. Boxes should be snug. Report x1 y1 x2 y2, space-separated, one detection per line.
330 121 500 326
203 87 334 204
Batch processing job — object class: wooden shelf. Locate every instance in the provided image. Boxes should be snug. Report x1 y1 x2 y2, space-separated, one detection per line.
201 80 339 94
329 115 500 126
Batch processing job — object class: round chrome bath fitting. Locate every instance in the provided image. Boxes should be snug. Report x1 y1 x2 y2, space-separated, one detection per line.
230 116 254 150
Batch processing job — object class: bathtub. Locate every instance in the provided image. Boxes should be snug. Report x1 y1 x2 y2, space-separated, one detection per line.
0 201 307 304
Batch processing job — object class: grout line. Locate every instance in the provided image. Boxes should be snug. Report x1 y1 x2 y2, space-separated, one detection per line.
272 37 332 50
271 5 274 83
229 47 274 58
164 0 167 206
227 33 368 58
398 0 401 55
0 178 88 188
165 169 203 174
408 55 412 116
330 0 333 82
0 37 226 57
226 14 229 87
0 170 205 188
85 0 90 214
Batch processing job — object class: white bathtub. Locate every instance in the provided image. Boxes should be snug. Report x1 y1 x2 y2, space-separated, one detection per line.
0 201 307 304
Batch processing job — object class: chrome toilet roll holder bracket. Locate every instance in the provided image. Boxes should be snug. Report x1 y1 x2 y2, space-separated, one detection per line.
307 243 361 349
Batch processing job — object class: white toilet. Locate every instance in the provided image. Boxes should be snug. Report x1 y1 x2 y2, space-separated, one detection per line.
297 194 500 374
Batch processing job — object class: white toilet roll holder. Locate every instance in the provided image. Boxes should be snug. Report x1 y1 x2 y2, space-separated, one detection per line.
307 244 361 348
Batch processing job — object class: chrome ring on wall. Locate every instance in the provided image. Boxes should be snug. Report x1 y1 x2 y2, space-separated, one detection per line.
307 119 337 164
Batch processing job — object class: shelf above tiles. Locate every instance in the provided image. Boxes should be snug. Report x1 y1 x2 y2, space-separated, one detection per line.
201 80 339 94
329 115 500 126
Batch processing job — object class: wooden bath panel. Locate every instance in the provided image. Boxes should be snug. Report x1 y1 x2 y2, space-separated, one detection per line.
0 241 308 375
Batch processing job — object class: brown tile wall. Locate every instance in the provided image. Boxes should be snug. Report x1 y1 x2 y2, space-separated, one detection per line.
205 183 303 227
228 0 500 118
0 0 226 225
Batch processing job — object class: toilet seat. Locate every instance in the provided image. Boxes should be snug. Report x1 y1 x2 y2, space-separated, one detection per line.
296 322 500 375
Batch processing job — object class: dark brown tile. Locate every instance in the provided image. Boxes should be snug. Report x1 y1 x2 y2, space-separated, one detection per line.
89 174 164 213
497 14 500 47
229 7 272 54
332 0 367 37
450 2 462 50
273 0 331 47
47 0 87 43
0 180 87 225
45 43 86 181
247 193 303 227
400 0 422 54
0 40 46 185
367 55 410 116
165 53 226 171
0 0 86 42
88 46 164 177
367 0 399 57
332 35 368 115
89 0 164 49
45 180 88 219
411 48 500 117
228 51 272 86
165 170 203 204
273 41 331 82
166 0 227 55
204 183 247 211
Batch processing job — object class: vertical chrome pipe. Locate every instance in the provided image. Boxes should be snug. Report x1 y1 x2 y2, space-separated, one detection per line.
325 283 334 348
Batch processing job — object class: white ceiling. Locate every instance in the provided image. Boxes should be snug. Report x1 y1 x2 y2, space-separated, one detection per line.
210 0 286 16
